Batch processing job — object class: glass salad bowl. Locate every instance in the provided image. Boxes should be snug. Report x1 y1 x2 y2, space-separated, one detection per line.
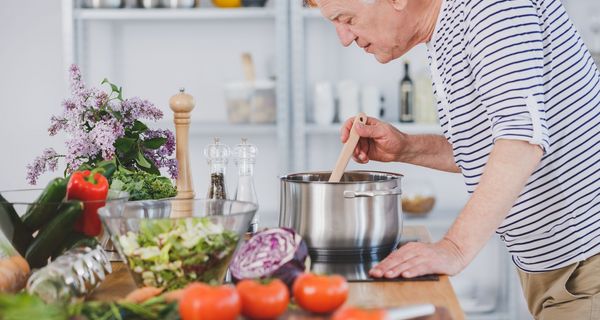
98 199 257 290
0 188 128 269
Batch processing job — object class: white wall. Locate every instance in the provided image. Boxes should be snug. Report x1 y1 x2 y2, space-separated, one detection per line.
0 1 65 190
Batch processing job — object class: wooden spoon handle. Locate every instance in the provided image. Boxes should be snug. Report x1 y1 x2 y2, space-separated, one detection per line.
329 113 368 183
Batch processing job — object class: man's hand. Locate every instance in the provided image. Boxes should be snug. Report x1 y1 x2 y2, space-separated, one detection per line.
369 238 467 278
340 116 409 164
340 116 460 172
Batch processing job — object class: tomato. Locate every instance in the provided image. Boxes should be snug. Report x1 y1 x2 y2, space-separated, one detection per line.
332 307 387 320
292 273 349 314
178 283 241 320
236 279 290 319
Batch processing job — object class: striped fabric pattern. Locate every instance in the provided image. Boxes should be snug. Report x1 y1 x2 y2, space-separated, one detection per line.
426 0 600 272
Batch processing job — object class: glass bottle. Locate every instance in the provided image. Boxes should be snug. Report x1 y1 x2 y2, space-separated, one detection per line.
26 245 112 303
399 61 415 123
233 138 259 234
204 137 230 200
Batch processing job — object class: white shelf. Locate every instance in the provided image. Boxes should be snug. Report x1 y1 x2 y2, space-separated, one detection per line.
305 122 442 135
74 8 276 20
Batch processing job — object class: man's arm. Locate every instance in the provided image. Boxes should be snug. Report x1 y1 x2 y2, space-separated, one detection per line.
341 118 461 173
398 134 460 173
370 139 543 278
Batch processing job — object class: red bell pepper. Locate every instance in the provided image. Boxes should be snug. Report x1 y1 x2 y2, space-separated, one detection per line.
67 170 109 237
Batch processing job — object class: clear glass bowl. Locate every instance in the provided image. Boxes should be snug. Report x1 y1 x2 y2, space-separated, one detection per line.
98 199 257 290
0 188 128 267
401 179 436 216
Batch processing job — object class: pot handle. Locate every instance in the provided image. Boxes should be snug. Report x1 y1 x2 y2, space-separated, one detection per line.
343 188 402 198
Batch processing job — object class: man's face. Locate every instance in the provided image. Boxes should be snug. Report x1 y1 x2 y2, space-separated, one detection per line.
315 0 415 64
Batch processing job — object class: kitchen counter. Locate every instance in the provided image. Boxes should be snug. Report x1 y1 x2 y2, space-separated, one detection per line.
90 226 465 320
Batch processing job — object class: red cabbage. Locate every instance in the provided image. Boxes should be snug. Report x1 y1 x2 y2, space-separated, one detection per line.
229 228 308 289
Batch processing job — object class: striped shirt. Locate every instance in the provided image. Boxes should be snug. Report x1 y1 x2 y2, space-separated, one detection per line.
426 0 600 272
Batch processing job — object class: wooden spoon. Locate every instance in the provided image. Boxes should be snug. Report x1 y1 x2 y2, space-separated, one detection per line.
329 113 368 183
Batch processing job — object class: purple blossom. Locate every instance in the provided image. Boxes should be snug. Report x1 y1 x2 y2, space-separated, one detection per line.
29 64 173 184
143 129 178 179
48 116 67 136
90 119 124 159
69 64 86 96
26 148 60 185
119 97 164 126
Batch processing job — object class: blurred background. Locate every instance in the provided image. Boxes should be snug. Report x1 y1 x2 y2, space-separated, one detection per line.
0 0 598 318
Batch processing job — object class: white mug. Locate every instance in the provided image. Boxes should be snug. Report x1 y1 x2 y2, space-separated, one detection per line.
361 85 380 118
337 80 360 122
314 81 335 125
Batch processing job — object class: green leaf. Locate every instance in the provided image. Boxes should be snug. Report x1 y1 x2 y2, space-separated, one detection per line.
143 137 167 150
114 137 136 154
136 151 152 169
101 78 121 94
131 120 149 133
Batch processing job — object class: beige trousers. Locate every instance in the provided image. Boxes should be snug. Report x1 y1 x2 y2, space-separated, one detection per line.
517 254 600 320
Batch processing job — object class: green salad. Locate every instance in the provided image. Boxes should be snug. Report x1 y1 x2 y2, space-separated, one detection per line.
118 218 239 290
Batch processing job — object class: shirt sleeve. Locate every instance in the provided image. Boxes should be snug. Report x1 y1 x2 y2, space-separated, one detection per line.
466 0 550 153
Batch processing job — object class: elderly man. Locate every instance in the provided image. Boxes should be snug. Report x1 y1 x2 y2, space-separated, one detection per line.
308 0 600 318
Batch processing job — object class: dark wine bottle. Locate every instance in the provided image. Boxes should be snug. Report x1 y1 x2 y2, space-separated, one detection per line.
399 61 414 123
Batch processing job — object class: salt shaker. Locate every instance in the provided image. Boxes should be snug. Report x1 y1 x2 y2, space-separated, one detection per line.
233 138 259 234
204 137 231 200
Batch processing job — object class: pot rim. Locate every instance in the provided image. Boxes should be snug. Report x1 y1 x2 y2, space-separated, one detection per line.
280 170 403 185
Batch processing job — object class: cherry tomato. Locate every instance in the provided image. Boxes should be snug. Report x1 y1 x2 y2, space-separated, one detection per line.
236 279 290 319
332 307 387 320
179 283 241 320
292 273 349 314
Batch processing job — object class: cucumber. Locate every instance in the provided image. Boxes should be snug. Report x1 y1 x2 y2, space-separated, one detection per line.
51 232 99 259
0 194 33 256
22 177 68 231
25 201 84 269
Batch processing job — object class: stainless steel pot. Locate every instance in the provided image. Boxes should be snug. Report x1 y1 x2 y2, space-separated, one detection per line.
279 171 403 259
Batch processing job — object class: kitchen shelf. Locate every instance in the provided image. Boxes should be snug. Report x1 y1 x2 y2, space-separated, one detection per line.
305 122 442 135
74 8 276 20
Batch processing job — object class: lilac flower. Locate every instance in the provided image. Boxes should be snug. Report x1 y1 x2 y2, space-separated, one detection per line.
143 129 178 179
119 97 163 126
90 119 124 160
26 148 60 185
48 116 67 136
29 64 174 184
69 64 86 96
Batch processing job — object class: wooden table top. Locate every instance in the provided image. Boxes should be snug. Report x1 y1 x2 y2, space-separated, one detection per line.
90 226 465 320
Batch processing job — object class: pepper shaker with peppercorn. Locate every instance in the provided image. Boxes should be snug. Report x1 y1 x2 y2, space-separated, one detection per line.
204 137 231 200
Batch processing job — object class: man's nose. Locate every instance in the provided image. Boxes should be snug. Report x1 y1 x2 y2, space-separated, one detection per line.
335 23 356 47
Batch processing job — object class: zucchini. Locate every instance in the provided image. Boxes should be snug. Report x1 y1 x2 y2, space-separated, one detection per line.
97 160 117 182
25 201 84 268
51 232 99 259
22 177 68 231
0 194 33 256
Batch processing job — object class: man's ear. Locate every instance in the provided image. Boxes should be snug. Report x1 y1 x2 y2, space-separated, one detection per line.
389 0 408 11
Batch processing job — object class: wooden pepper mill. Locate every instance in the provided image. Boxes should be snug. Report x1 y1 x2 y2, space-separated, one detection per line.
170 88 195 216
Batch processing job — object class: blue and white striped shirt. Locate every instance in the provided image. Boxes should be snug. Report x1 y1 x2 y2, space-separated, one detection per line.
426 0 600 272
